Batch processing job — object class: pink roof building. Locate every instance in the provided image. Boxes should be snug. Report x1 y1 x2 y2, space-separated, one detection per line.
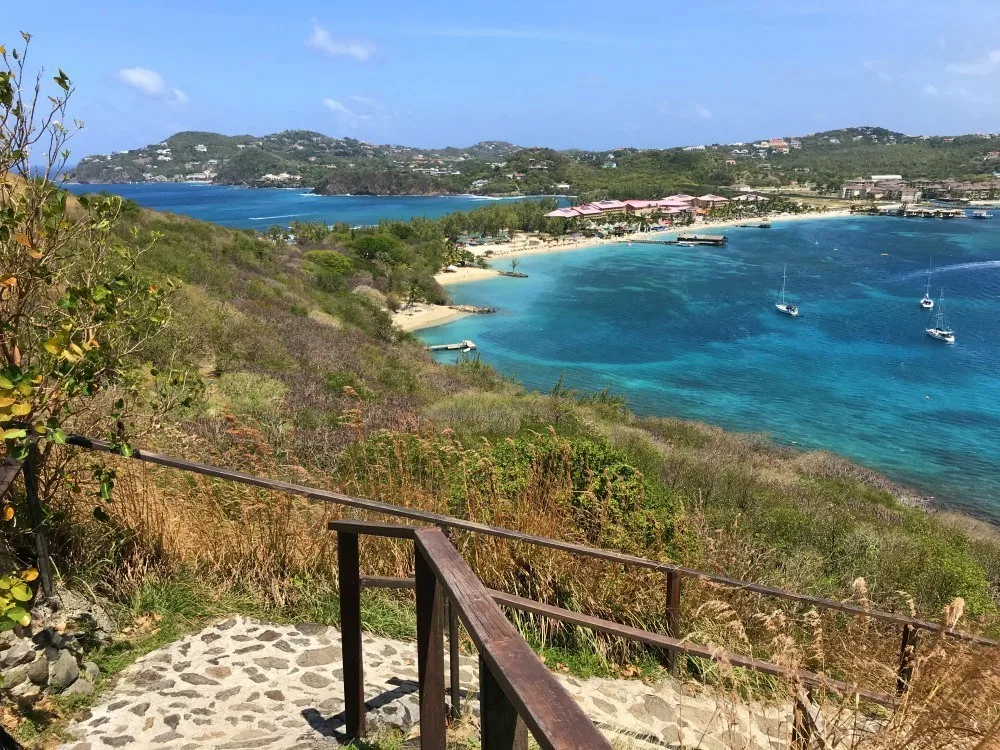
545 207 582 218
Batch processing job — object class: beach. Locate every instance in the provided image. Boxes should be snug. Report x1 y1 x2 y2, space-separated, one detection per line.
392 302 471 332
434 266 501 286
460 208 853 264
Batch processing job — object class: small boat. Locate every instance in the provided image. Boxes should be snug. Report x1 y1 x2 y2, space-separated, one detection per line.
677 241 695 247
775 264 799 317
920 258 934 309
925 289 954 343
971 210 993 219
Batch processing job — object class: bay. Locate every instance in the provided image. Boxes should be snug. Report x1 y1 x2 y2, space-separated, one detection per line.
64 182 562 231
421 216 1000 521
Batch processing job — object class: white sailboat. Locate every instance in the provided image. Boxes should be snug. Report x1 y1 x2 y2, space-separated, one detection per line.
920 258 934 309
775 264 799 316
925 289 955 343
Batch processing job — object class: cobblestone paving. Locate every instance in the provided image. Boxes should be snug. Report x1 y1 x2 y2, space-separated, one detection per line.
60 617 795 749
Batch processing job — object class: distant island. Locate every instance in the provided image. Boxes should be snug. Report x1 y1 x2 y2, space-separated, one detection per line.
69 126 1000 201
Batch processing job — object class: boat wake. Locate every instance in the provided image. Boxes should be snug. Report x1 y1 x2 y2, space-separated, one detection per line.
900 260 1000 279
247 213 303 220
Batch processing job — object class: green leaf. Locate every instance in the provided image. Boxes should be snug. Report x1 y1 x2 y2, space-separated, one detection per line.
4 606 26 623
50 428 67 445
10 583 31 602
100 483 111 501
2 429 26 440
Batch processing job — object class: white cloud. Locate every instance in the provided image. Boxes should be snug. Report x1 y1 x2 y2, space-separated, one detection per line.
923 85 939 96
323 98 352 115
307 20 376 61
946 49 1000 75
862 60 892 83
116 67 188 108
117 67 165 96
694 103 713 120
323 96 390 128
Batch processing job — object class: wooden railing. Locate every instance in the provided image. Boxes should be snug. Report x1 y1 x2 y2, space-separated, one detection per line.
332 519 612 749
2 434 998 727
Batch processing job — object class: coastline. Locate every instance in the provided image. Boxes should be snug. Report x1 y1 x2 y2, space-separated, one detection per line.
459 209 853 265
392 302 471 332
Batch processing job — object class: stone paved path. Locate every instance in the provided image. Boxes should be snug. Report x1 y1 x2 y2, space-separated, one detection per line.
60 617 795 749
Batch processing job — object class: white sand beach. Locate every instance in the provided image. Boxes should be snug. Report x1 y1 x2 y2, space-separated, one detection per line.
434 267 501 286
460 208 853 264
392 303 470 332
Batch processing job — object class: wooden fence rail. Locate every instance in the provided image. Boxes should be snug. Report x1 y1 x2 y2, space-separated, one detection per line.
2 433 997 719
331 519 612 749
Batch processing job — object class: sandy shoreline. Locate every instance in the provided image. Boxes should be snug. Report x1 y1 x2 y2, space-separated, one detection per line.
461 208 853 263
434 267 501 286
399 208 853 331
392 303 470 332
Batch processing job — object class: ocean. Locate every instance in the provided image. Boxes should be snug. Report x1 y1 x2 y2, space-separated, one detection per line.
64 182 563 231
421 217 1000 521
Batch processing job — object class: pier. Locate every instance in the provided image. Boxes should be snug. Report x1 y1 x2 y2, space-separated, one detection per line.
427 339 477 352
676 233 729 245
623 233 729 247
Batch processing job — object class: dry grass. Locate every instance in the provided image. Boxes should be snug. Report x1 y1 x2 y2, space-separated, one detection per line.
34 410 999 749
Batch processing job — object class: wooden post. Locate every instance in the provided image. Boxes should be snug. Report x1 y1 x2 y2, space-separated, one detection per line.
790 692 813 750
441 526 462 719
480 653 528 750
337 531 365 740
896 624 918 696
416 547 447 748
664 569 682 673
23 448 54 599
448 600 462 719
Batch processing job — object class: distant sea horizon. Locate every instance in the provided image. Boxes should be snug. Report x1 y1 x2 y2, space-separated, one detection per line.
64 182 569 231
421 216 1000 523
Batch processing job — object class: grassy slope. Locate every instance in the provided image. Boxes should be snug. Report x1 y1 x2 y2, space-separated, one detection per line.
11 193 999 746
113 200 1000 619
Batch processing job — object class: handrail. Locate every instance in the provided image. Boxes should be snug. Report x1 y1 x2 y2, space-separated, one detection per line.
52 433 996 649
355 574 895 708
331 519 611 749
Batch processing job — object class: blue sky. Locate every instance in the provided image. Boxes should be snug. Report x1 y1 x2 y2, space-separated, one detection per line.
9 0 1000 156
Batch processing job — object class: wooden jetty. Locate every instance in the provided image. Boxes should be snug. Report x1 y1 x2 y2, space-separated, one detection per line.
676 233 728 245
427 339 476 352
617 233 728 247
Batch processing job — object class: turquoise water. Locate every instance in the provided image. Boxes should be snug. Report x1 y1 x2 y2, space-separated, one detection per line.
64 183 561 231
421 217 1000 520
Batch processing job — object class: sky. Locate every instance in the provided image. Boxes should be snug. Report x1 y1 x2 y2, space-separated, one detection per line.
8 0 1000 157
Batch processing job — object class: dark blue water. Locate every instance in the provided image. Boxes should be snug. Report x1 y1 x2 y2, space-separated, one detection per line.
64 183 561 231
422 217 1000 520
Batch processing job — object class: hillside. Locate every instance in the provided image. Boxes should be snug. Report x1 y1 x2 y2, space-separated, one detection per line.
69 125 1000 198
54 192 1000 627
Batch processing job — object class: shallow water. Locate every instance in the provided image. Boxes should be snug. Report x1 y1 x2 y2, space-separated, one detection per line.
421 217 1000 520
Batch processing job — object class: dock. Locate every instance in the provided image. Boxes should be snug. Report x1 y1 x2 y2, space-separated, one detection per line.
427 340 477 352
676 233 729 245
616 233 729 247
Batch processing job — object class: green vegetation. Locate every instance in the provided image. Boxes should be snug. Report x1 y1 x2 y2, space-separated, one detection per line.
69 123 1000 201
6 35 1000 746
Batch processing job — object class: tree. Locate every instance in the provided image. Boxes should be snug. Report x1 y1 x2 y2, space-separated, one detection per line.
353 233 407 265
1 34 174 626
304 250 353 291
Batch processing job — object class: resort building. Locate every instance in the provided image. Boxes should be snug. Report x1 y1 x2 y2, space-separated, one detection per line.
545 197 697 220
840 176 921 202
694 194 730 209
